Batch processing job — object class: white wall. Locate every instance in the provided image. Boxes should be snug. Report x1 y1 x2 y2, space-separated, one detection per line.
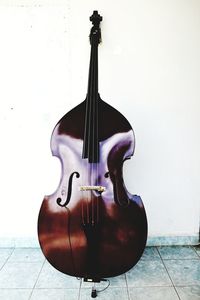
0 0 199 243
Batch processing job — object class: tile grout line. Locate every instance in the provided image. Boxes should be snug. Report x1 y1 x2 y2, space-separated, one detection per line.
192 245 200 258
28 259 46 300
77 278 82 300
156 247 181 300
125 273 131 300
0 247 15 271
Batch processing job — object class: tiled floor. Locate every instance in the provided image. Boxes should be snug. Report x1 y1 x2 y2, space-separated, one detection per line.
0 246 199 299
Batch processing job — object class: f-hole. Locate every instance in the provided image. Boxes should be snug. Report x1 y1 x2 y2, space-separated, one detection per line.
105 171 130 207
57 172 80 207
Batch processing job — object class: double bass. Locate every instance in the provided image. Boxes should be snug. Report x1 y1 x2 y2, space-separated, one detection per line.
38 10 147 290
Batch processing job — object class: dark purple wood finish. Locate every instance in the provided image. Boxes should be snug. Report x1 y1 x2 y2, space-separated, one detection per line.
38 98 148 279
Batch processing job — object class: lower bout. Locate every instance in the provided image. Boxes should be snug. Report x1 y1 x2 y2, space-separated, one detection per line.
37 196 148 278
38 228 147 279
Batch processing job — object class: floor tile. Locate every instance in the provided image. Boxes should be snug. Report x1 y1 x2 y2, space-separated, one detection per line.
141 247 160 260
0 248 14 263
128 286 179 300
0 262 5 269
164 259 200 286
36 260 80 289
158 246 199 259
0 288 32 300
103 274 126 287
126 260 172 287
30 288 79 300
176 285 200 300
194 246 200 258
8 248 45 263
0 262 43 288
81 274 126 289
80 287 129 300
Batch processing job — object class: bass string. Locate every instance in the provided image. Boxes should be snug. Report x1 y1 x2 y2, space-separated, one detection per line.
89 36 99 226
91 39 97 226
87 44 94 225
94 40 99 225
81 38 94 225
82 26 96 159
85 39 96 225
82 30 100 226
95 37 100 225
91 40 98 226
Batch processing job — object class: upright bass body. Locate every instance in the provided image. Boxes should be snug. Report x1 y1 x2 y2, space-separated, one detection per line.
38 11 147 280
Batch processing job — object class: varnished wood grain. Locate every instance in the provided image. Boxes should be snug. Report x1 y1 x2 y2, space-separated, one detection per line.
38 98 147 279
